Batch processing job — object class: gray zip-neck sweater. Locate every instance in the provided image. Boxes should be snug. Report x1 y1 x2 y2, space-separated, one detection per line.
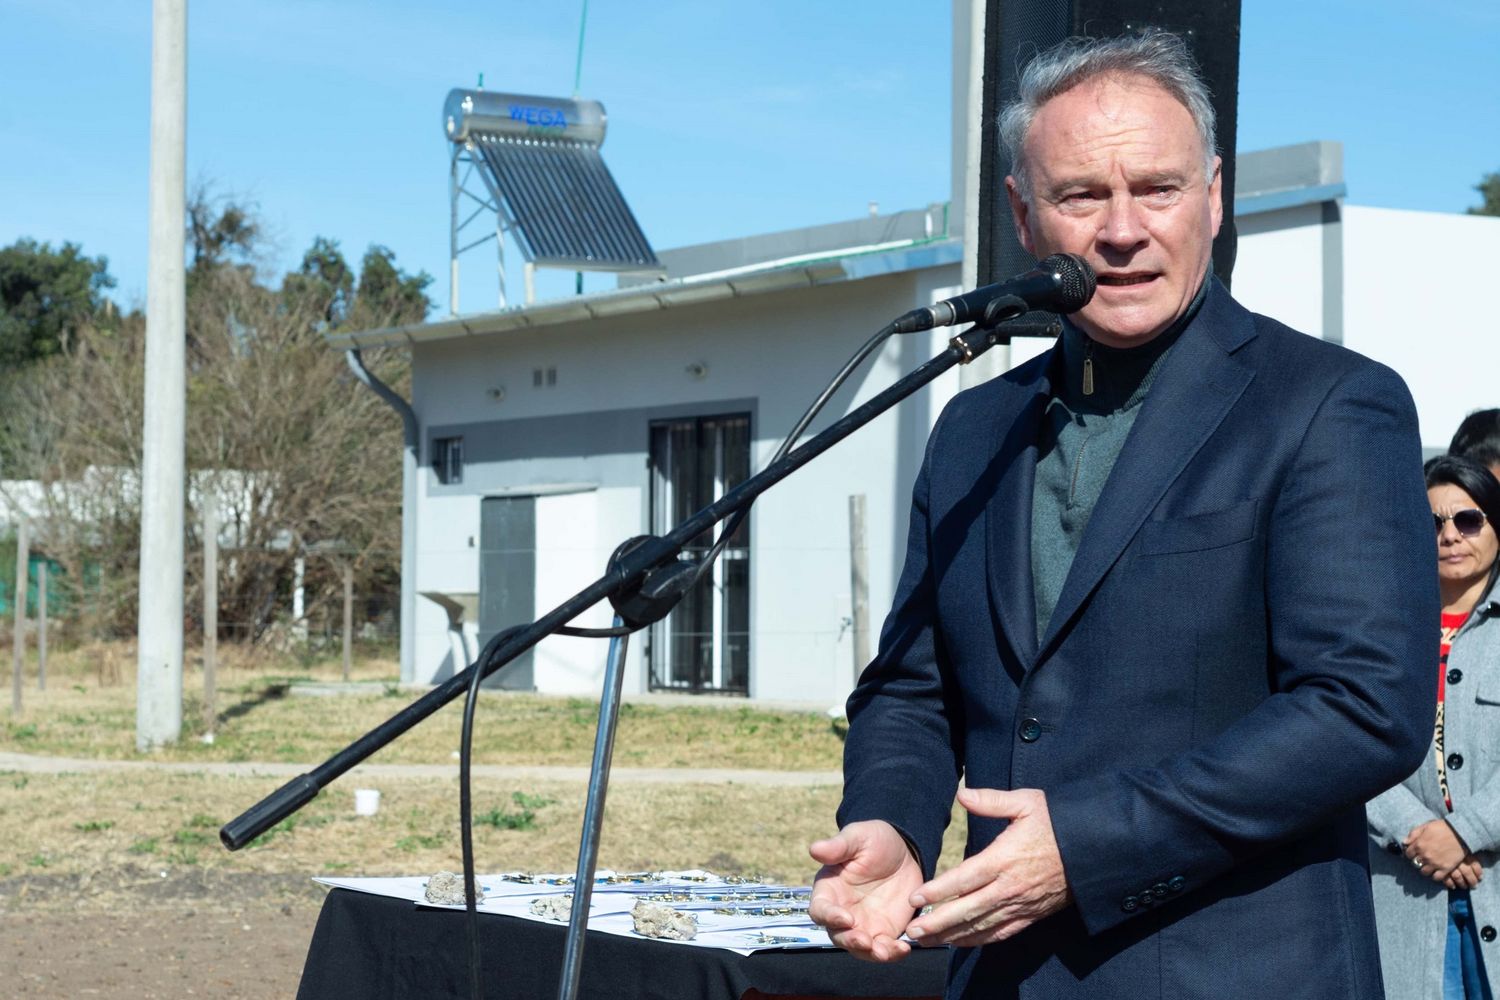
1031 278 1208 643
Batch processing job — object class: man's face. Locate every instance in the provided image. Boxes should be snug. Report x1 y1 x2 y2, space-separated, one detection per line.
1007 73 1222 348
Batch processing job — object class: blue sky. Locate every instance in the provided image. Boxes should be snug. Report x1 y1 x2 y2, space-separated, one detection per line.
1 0 1495 315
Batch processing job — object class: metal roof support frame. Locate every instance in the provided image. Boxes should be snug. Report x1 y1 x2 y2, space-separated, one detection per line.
448 141 511 314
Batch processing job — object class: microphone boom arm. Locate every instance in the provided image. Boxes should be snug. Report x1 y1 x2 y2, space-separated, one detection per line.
219 319 1016 851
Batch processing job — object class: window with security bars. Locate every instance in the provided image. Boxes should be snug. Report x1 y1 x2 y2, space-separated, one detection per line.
647 414 751 694
432 436 464 485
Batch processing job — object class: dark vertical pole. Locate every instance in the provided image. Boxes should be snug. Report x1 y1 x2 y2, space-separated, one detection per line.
977 0 1242 296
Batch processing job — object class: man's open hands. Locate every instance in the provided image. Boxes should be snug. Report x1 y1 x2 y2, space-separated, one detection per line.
811 788 1072 959
906 787 1072 949
809 820 924 962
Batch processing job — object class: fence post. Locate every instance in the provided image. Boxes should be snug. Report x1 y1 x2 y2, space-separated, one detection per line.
12 518 29 714
37 561 46 691
848 495 871 687
342 563 353 682
203 490 218 735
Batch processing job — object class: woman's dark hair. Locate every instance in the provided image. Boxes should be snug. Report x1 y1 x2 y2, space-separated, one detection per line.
1449 408 1500 472
1425 454 1500 598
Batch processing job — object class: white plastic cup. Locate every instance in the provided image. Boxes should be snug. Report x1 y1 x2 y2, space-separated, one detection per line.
354 788 381 817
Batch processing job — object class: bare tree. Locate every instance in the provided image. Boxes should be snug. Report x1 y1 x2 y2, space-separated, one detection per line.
0 197 425 648
183 255 407 643
0 318 147 636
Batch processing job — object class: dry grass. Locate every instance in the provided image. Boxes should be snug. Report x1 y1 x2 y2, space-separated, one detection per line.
1 642 845 771
0 769 971 914
1 641 970 917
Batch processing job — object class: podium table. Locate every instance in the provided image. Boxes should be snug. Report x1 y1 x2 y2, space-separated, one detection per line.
297 888 948 1000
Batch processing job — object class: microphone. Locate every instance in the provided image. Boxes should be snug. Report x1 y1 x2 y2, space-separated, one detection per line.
893 253 1096 334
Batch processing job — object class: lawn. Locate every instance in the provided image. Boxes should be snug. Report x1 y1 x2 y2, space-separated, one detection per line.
1 641 846 771
1 641 968 897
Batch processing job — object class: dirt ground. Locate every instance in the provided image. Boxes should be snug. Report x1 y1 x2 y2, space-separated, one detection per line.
1 869 327 998
0 654 951 996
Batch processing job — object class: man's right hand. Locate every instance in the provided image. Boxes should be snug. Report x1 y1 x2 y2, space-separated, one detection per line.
809 820 924 963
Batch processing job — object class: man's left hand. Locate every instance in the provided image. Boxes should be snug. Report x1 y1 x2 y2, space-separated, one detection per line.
904 787 1072 948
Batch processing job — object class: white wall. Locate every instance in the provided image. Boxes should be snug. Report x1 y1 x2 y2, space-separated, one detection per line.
1233 203 1329 339
1341 206 1500 450
532 487 644 694
409 263 963 701
412 493 480 681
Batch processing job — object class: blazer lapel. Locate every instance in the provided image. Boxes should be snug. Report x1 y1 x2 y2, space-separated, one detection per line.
1037 285 1258 661
985 351 1056 669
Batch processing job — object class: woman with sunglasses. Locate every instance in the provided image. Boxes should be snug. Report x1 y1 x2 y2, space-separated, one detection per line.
1370 455 1500 1000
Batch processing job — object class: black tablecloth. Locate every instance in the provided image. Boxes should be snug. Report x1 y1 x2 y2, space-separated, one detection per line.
297 888 949 1000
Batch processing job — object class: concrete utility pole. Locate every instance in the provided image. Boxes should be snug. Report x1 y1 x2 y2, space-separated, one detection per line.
136 0 188 750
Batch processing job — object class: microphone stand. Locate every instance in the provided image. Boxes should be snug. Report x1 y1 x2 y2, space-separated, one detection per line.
220 308 1023 995
557 617 630 1000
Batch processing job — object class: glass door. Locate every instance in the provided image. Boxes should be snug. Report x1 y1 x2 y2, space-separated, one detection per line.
647 414 751 694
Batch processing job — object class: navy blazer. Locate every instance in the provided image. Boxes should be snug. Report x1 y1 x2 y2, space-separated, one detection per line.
838 280 1437 999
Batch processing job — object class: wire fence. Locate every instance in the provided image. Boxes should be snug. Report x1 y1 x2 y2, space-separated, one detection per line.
1 533 402 659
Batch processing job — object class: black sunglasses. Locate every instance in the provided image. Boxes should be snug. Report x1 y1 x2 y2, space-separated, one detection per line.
1435 508 1488 537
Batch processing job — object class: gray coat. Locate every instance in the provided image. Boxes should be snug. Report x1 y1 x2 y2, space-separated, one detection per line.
1369 599 1500 999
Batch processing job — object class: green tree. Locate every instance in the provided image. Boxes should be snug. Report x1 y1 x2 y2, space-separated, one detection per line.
350 245 432 328
280 238 431 330
0 238 116 365
1468 171 1500 217
187 186 260 274
281 236 355 326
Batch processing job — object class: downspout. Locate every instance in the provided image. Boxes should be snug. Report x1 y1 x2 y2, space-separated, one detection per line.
346 348 420 685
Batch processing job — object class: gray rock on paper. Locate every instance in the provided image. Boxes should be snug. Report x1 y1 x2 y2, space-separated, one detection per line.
530 895 574 921
425 871 484 905
631 900 698 941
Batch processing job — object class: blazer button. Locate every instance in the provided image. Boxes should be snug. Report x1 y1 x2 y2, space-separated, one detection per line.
1483 926 1497 943
1122 895 1139 912
1449 753 1465 770
1151 882 1169 899
1018 718 1042 743
1168 876 1186 892
1449 668 1464 685
1387 842 1403 855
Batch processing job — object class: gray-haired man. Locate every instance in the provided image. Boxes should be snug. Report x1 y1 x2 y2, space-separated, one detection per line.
810 30 1433 998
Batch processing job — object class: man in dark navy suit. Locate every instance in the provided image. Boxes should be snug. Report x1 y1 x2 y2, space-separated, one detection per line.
809 30 1435 998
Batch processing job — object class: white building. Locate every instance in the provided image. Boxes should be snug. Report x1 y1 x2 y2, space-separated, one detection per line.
329 139 1500 702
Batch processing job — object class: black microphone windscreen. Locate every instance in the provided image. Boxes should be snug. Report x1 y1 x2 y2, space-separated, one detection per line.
1040 253 1097 313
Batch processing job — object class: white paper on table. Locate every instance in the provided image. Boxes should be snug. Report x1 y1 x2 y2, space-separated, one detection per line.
311 871 836 955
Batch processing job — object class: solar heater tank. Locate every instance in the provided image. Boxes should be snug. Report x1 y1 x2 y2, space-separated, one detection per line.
443 89 607 146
